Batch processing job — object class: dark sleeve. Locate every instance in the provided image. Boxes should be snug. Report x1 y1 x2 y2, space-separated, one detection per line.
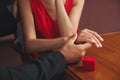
0 51 66 80
0 3 17 37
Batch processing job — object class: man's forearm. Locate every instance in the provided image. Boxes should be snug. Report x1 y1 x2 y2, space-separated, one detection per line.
0 51 66 80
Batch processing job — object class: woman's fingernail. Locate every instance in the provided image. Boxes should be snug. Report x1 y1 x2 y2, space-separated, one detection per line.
101 38 104 41
99 44 102 47
97 44 100 47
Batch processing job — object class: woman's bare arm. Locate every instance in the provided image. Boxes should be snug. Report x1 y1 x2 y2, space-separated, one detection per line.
55 0 85 36
55 0 104 48
18 0 68 53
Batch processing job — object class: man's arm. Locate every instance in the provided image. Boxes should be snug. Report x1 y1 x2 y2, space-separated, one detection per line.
0 52 66 80
0 34 92 80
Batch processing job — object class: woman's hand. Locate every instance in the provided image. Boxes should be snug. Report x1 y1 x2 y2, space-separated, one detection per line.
60 33 92 64
76 29 104 47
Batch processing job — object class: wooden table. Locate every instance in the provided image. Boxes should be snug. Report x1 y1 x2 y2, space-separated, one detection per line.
65 32 120 80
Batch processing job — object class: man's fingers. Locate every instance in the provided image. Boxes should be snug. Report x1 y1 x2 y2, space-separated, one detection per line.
68 33 77 43
80 43 92 50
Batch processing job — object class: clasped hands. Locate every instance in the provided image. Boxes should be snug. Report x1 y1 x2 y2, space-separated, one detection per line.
59 29 104 64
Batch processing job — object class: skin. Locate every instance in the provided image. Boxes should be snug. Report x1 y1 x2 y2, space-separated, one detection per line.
60 33 92 64
18 0 103 53
55 0 84 36
76 29 104 47
11 0 18 19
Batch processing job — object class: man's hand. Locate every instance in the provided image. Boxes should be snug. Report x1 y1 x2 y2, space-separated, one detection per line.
76 29 104 47
59 33 92 64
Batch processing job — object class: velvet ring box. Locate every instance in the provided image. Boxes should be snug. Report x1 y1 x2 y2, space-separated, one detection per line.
82 56 96 71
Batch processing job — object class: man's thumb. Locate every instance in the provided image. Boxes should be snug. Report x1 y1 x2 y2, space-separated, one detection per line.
69 33 77 43
81 43 92 50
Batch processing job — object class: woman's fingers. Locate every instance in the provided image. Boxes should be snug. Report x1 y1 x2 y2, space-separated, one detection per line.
84 29 103 47
76 29 104 47
82 30 102 47
86 29 104 41
77 32 95 43
92 35 102 47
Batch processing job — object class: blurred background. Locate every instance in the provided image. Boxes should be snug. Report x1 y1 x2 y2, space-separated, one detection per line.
79 0 120 34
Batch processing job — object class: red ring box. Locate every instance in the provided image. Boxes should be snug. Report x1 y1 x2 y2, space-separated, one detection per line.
82 56 96 71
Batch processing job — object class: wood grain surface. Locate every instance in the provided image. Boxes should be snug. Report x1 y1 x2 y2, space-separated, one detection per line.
65 32 120 80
